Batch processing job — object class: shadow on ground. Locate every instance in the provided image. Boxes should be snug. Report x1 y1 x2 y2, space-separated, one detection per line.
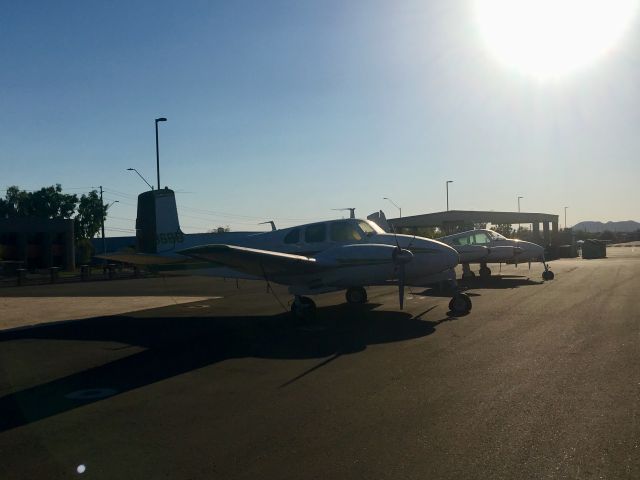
0 303 453 432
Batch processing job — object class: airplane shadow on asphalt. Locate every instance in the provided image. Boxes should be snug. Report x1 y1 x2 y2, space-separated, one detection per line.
414 275 543 299
0 303 454 432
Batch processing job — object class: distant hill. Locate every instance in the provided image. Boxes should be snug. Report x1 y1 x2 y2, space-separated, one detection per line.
572 220 640 233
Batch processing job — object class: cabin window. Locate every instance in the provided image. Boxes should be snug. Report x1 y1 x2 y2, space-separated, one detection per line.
304 224 326 243
453 235 470 246
284 229 300 244
330 222 362 242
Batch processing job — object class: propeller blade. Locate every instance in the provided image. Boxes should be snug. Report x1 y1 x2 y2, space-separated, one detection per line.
390 224 401 249
399 263 405 310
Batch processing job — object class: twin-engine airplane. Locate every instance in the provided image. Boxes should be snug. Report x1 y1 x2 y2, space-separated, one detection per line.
437 229 555 281
99 189 473 317
367 210 554 281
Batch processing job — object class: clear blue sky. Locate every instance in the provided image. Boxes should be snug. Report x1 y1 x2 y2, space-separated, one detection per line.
2 0 639 235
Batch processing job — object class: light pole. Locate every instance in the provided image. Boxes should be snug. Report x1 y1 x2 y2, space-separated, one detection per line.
446 180 453 211
564 206 568 230
155 117 167 190
517 196 523 235
383 197 401 218
126 168 154 190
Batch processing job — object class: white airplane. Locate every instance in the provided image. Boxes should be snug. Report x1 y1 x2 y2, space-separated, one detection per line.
437 229 555 281
99 189 473 316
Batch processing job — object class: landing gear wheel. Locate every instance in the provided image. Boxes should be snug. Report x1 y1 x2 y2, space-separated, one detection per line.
479 266 492 279
345 286 368 305
461 271 476 281
291 296 317 319
449 293 472 315
542 270 555 281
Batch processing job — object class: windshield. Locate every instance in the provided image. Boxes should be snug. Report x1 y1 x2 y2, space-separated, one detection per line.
358 220 380 235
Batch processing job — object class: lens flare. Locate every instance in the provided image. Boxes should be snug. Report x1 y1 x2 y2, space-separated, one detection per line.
473 0 638 79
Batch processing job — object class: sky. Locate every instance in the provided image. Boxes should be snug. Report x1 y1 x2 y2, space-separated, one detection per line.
2 0 639 235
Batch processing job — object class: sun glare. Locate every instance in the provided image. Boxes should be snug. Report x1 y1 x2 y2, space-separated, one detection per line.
473 0 638 79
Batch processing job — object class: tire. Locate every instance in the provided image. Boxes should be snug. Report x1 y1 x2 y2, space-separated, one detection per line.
479 267 491 279
449 293 472 314
542 270 555 281
291 296 317 319
345 287 368 304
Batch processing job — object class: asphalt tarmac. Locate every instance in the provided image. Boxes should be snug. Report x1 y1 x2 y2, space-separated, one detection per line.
1 248 638 479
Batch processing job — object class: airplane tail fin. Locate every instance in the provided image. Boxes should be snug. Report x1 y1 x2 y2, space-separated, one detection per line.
136 188 184 254
367 210 390 232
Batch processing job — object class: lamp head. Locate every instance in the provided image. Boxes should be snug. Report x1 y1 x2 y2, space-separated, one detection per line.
156 117 167 122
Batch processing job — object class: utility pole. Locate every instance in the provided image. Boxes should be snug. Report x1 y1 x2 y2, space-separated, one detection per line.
446 180 453 211
100 186 106 257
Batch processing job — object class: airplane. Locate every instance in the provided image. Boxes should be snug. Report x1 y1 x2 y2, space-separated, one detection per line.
437 229 555 281
366 211 554 281
98 189 473 317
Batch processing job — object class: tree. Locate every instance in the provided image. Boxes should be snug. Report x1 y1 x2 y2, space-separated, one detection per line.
29 184 77 218
0 184 77 219
74 190 108 241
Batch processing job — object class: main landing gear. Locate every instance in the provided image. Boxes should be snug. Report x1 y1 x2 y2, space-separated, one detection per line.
479 263 492 280
291 295 316 319
345 286 368 305
461 263 476 280
449 292 472 315
446 277 473 315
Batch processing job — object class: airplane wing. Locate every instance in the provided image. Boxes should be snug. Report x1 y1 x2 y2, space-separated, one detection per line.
94 251 189 265
177 244 331 278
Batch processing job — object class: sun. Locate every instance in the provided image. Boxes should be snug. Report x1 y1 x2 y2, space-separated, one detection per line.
473 0 639 79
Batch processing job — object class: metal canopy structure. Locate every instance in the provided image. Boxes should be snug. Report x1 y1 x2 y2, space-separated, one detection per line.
388 210 560 244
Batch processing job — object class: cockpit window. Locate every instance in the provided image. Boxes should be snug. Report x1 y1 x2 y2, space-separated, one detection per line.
357 221 376 235
330 222 362 242
304 224 326 243
474 232 490 244
284 228 300 244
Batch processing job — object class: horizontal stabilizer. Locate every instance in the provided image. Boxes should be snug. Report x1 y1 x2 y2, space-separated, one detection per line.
94 252 188 265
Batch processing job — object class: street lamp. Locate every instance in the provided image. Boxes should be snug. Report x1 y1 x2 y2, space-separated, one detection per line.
446 180 453 211
127 168 154 190
155 117 167 190
564 206 569 230
517 196 523 236
383 197 401 218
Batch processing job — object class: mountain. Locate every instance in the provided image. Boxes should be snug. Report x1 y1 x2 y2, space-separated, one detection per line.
572 220 640 233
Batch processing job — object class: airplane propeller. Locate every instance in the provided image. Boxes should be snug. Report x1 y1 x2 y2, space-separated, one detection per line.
390 224 414 309
392 246 413 309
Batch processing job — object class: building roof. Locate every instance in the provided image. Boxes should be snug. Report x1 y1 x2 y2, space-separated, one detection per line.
389 210 559 228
